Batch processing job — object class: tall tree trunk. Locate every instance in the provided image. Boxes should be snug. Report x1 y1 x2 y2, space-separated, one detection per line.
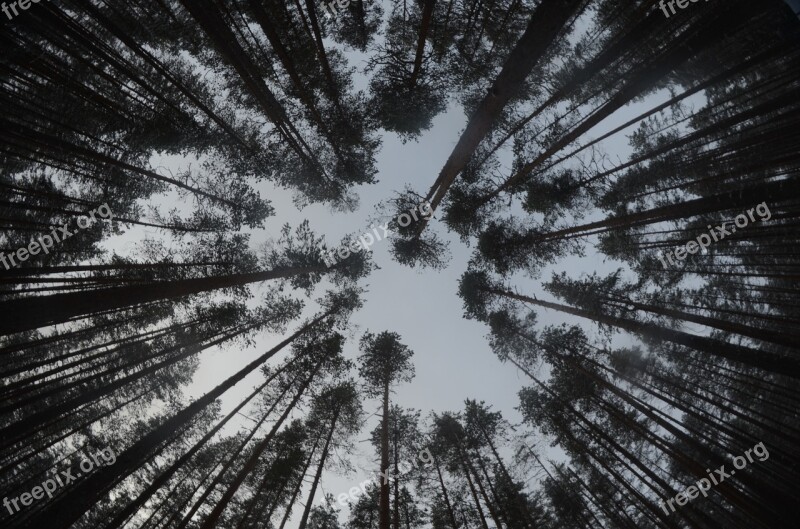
298 408 342 529
278 437 321 529
0 264 331 336
393 420 400 529
462 459 490 529
100 356 299 529
379 371 392 529
485 286 800 379
408 0 436 88
0 322 258 450
434 455 459 528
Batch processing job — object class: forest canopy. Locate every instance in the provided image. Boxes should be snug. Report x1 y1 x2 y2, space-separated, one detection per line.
1 1 800 528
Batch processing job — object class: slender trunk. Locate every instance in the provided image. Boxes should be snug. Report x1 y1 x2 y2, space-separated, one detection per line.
297 408 341 529
0 264 330 336
0 322 256 449
486 287 800 379
100 357 298 529
198 359 324 529
408 0 436 88
434 455 459 528
393 420 400 529
462 459 490 529
379 373 391 529
278 438 321 529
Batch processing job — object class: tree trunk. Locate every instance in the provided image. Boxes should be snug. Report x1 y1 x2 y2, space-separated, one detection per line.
0 264 330 336
408 0 436 88
297 408 341 529
434 455 459 528
198 358 324 529
379 371 392 529
486 287 800 379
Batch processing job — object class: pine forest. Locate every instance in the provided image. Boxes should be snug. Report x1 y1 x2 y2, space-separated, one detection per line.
1 0 799 528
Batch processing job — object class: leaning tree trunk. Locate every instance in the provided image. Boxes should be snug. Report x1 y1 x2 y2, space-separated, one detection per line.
408 0 436 88
380 369 392 529
0 263 332 336
277 437 321 529
297 408 342 529
434 455 459 529
99 356 298 529
485 286 800 379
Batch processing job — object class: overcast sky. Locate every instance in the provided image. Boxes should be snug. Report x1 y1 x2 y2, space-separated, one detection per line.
110 6 709 524
172 88 668 524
